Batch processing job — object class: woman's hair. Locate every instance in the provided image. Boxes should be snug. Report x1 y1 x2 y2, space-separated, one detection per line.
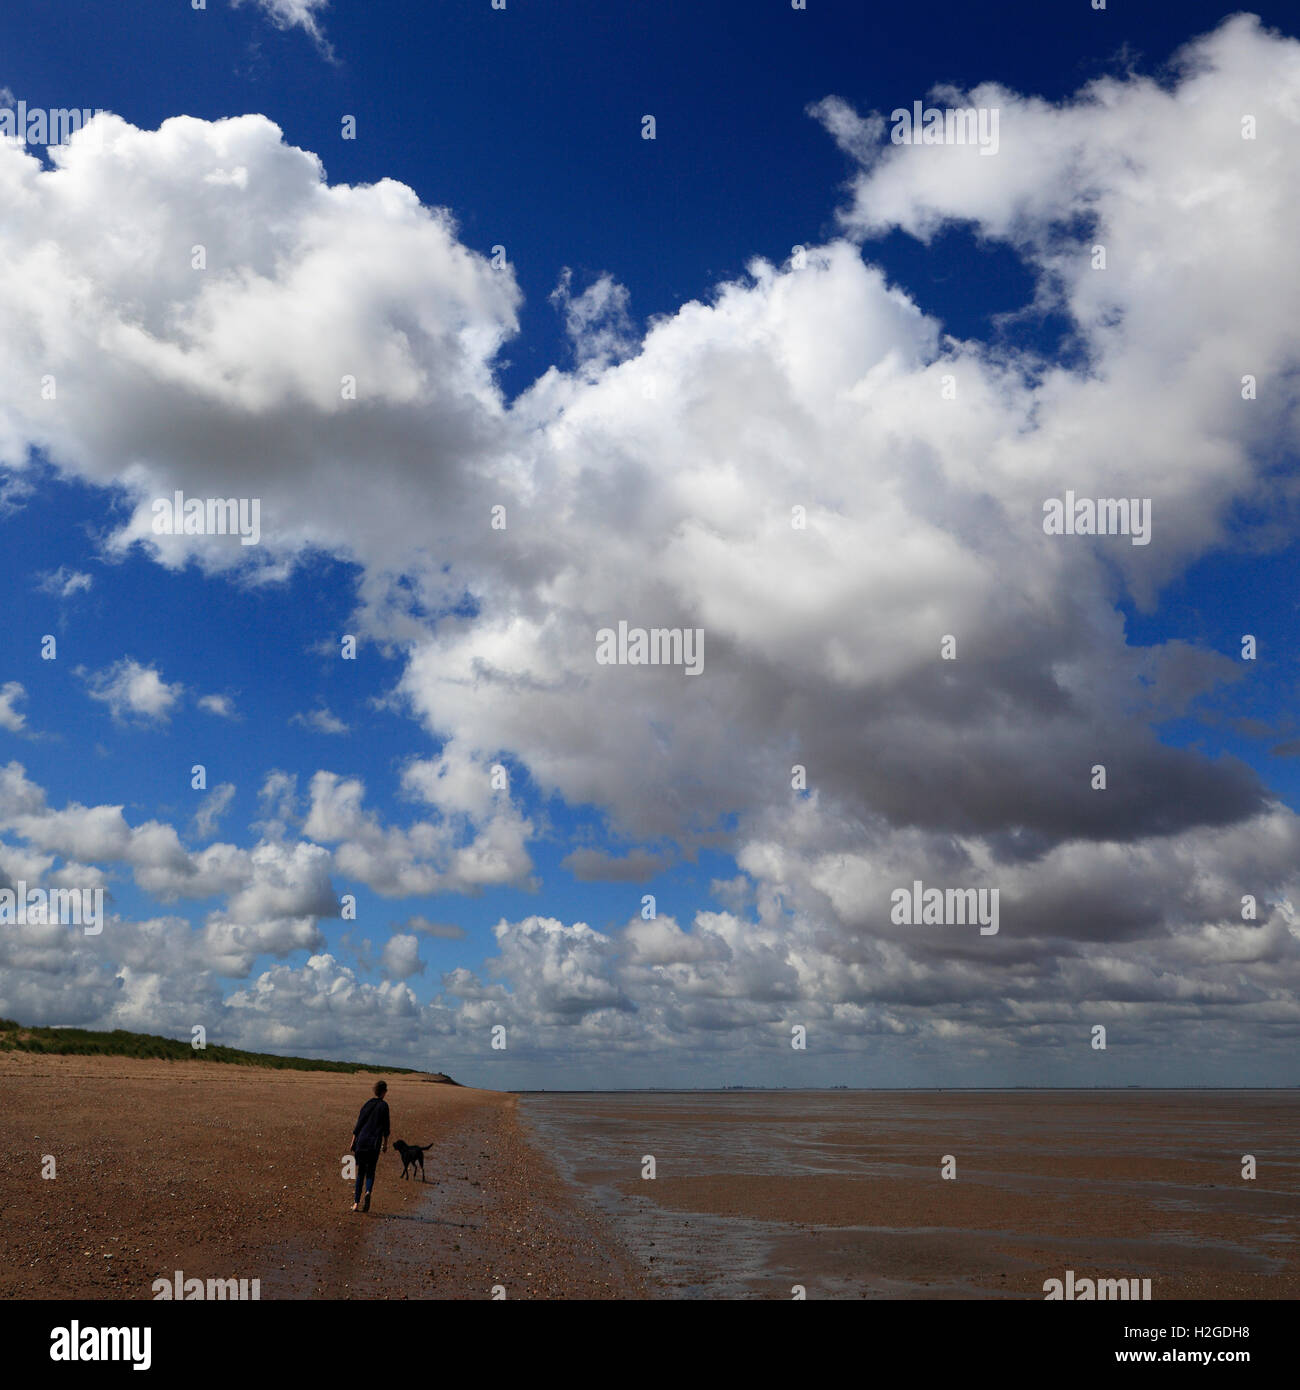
374 1080 387 1096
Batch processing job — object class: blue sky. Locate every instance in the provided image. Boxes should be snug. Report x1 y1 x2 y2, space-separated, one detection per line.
2 1 1299 1087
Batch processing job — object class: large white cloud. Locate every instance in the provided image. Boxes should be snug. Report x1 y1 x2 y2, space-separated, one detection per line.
0 112 520 581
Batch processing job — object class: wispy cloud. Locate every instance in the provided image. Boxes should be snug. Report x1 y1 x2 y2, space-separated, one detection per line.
198 693 239 720
0 681 28 733
400 915 468 941
193 782 237 840
562 847 669 883
35 567 93 599
230 0 333 57
291 706 349 735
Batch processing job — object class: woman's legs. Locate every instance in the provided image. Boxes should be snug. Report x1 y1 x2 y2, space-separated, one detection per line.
353 1148 378 1204
362 1149 379 1209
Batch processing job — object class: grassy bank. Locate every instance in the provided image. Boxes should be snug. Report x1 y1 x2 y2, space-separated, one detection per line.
0 1017 417 1074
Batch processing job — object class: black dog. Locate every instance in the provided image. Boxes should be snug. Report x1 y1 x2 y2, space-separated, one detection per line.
393 1139 433 1181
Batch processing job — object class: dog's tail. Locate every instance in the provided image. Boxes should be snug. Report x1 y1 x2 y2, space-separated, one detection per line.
418 1141 434 1150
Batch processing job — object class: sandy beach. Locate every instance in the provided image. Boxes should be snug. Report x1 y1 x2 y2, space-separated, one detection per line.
5 1056 1296 1301
0 1053 646 1300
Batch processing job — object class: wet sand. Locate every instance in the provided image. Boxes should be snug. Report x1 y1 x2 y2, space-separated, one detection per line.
0 1053 646 1300
517 1089 1300 1299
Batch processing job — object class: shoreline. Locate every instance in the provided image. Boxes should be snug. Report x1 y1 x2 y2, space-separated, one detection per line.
7 1054 1294 1301
0 1053 648 1300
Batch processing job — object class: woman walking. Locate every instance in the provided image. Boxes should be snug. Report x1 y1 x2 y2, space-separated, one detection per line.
350 1079 390 1212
